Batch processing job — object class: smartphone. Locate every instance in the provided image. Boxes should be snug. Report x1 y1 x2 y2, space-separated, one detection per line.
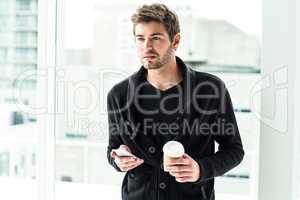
113 149 136 157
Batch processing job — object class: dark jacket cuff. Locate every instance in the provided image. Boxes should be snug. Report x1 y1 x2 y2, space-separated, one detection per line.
107 148 122 172
193 158 214 184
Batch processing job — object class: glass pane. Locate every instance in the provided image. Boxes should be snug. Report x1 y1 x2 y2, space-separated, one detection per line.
55 1 261 200
16 15 37 29
0 32 13 45
16 0 37 12
0 0 38 199
0 0 10 12
0 16 11 29
15 48 37 61
15 32 37 46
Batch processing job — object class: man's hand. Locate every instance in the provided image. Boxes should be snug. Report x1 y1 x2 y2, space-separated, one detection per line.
111 145 144 172
165 153 201 183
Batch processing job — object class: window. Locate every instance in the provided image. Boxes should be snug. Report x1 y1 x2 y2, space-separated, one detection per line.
0 0 10 12
15 32 37 45
0 48 8 61
0 32 12 45
16 15 37 29
54 1 262 200
16 0 37 12
0 16 11 29
0 152 9 176
15 48 37 61
0 0 38 199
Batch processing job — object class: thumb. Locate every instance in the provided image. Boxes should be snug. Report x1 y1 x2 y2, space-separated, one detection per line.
111 150 117 158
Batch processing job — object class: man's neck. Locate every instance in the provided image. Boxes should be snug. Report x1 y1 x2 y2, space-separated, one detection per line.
146 57 183 91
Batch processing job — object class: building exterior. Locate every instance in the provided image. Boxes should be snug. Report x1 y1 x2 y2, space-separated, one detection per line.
0 0 38 179
0 2 261 198
0 0 37 104
91 4 260 71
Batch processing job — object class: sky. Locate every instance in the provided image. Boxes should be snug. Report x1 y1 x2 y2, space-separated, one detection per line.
63 0 262 49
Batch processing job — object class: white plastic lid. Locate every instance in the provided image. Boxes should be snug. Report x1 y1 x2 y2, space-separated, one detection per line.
163 141 185 158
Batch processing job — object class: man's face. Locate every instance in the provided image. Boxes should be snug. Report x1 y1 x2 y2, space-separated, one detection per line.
134 21 176 70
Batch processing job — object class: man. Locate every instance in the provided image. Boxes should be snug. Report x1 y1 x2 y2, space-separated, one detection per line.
107 3 244 200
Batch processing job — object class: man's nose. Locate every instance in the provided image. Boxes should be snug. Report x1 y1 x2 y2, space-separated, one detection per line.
144 38 153 50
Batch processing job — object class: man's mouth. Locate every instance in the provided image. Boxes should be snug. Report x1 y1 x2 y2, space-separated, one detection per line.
144 55 157 59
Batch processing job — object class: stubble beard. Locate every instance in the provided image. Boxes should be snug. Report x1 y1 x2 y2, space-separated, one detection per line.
142 46 174 70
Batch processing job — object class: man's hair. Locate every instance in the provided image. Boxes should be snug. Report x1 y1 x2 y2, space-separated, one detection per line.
131 4 180 42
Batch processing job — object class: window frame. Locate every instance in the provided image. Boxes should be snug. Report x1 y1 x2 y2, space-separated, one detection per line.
37 0 56 199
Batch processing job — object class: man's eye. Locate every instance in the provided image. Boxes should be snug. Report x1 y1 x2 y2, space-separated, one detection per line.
136 38 144 41
152 37 160 40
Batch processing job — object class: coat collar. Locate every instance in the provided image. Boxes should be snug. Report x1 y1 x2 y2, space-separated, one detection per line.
124 56 197 165
126 56 196 129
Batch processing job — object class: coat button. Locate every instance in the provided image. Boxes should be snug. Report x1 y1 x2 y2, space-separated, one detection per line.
148 146 156 154
129 172 135 178
159 182 166 189
160 162 164 170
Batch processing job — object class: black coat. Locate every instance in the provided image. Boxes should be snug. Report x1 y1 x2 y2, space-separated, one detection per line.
107 56 244 200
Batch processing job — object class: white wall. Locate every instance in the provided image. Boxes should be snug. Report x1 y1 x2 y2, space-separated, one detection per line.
258 0 300 199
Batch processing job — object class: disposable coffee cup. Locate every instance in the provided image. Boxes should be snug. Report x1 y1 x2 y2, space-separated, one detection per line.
163 141 185 171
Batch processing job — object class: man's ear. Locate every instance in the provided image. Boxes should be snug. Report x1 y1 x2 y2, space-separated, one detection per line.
172 33 181 51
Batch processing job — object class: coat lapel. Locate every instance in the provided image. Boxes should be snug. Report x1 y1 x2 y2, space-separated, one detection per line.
125 56 197 149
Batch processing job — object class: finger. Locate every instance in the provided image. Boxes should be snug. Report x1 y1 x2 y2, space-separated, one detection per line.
167 165 192 172
126 160 144 169
115 156 140 164
175 176 193 183
118 159 143 168
169 171 192 178
167 157 190 166
121 160 144 171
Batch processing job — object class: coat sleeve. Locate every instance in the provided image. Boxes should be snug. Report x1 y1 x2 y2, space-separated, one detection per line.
106 89 123 172
194 85 245 184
